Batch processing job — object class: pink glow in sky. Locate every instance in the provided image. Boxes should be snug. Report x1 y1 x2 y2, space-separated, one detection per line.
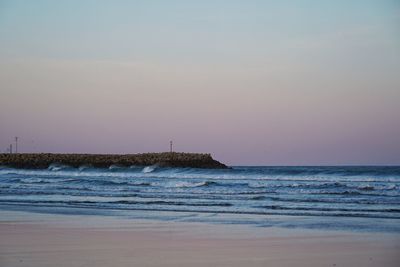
1 1 399 165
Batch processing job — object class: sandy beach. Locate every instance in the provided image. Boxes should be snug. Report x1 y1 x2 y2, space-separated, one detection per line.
0 210 399 267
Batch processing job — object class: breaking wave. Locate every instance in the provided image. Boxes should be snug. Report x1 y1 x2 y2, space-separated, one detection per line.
142 165 157 173
0 165 399 231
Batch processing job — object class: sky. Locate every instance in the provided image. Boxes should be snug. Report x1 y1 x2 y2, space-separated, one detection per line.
0 0 399 165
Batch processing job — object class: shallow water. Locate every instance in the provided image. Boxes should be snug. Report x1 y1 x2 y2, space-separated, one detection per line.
1 165 399 232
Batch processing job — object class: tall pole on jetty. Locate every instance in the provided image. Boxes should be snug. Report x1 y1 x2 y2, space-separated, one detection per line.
15 136 18 153
170 141 173 153
9 144 12 154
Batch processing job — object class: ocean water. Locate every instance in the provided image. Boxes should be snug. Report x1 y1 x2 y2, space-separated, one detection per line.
0 165 399 233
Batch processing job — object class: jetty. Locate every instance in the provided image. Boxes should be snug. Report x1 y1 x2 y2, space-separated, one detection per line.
0 152 228 169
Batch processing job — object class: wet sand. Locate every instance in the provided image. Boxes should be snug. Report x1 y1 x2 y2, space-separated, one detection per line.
0 210 399 267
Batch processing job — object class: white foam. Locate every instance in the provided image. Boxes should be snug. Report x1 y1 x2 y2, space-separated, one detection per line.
142 165 157 173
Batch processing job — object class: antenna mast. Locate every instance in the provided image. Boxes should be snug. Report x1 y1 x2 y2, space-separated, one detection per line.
15 136 18 153
170 141 173 153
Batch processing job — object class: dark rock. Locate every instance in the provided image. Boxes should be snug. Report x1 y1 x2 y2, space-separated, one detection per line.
0 152 228 169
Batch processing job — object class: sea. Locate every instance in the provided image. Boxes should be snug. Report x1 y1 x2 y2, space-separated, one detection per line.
1 165 399 233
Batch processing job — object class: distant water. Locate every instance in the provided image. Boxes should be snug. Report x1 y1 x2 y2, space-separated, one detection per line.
1 165 399 232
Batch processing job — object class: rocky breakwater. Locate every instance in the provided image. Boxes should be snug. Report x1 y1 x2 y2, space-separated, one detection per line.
0 152 228 169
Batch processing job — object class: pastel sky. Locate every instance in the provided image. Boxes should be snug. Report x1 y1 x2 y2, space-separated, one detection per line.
0 0 399 165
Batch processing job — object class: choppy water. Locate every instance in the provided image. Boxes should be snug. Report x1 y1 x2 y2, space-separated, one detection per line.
1 165 399 232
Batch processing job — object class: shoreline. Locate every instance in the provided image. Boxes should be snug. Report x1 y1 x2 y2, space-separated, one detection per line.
1 210 399 267
1 203 399 233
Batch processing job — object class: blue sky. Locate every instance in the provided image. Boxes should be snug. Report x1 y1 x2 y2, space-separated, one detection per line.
1 0 399 62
